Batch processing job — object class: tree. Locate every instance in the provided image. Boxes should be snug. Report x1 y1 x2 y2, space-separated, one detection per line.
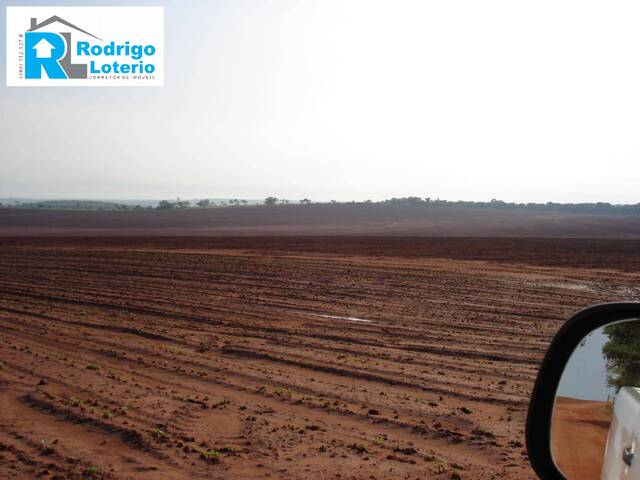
197 199 211 208
240 199 248 206
157 200 175 210
280 199 289 205
264 197 278 206
300 198 311 204
603 321 640 391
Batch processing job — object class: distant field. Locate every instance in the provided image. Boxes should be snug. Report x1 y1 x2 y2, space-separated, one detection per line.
3 236 640 271
3 204 640 237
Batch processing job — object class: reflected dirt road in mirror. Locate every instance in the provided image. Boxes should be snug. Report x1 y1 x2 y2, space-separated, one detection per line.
552 319 640 480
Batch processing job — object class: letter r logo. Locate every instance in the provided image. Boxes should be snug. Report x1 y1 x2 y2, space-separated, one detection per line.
25 32 67 79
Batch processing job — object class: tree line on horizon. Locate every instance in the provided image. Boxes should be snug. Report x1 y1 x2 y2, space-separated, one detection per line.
151 196 640 216
2 196 640 215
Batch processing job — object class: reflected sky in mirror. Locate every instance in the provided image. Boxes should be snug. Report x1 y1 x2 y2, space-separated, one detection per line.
556 327 616 402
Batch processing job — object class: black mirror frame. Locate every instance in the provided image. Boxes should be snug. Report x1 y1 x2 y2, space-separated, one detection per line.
526 301 640 480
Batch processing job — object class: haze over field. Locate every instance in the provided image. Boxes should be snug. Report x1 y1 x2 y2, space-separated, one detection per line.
2 0 640 203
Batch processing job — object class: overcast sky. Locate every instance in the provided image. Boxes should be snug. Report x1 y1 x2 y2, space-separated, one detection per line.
2 0 640 203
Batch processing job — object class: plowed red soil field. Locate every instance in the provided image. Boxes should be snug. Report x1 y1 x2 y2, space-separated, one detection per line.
1 237 639 480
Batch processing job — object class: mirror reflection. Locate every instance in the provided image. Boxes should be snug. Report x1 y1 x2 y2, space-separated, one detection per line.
553 319 640 480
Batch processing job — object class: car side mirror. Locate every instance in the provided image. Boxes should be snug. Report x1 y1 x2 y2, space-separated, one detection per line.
527 302 640 480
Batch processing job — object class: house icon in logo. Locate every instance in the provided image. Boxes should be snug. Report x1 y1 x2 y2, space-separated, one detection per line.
33 38 55 58
25 15 101 79
28 16 101 40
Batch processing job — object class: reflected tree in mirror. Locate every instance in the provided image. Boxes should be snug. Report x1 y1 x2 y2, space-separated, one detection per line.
603 321 640 392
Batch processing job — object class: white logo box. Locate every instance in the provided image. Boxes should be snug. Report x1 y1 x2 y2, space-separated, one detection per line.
6 6 164 86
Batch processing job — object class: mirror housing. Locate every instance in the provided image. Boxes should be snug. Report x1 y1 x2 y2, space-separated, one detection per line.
526 302 640 480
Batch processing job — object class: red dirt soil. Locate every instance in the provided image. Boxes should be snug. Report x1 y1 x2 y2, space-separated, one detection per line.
4 205 640 237
0 237 639 479
552 397 611 480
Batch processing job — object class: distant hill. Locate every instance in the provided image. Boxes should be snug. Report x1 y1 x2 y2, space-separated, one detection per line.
15 200 133 211
3 197 640 214
0 198 267 210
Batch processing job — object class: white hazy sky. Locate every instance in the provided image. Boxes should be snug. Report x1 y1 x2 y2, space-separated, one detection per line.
2 0 640 202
